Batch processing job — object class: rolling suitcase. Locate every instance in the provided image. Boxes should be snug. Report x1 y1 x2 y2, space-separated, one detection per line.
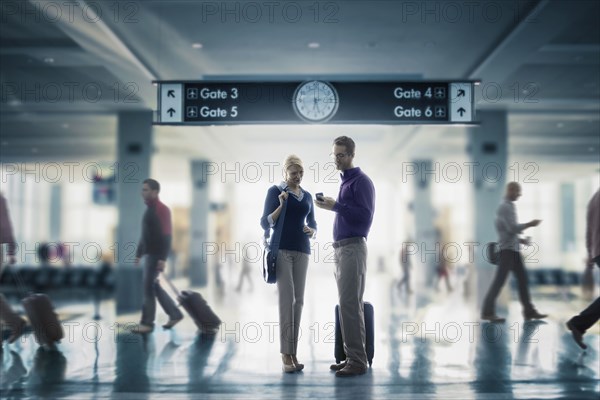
163 274 221 334
12 268 63 346
22 293 64 346
335 302 374 366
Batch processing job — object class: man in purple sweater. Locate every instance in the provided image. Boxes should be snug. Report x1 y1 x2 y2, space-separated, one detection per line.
315 136 375 377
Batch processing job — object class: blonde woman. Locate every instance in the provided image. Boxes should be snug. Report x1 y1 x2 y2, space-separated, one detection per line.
260 155 317 372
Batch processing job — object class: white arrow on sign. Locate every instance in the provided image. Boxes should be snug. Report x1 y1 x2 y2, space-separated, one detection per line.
450 83 472 122
160 84 183 123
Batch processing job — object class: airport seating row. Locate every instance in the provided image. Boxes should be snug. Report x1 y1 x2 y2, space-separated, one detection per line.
526 268 582 287
0 264 115 293
0 264 116 319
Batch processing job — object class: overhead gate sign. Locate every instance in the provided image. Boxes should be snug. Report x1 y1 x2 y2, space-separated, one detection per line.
155 80 476 125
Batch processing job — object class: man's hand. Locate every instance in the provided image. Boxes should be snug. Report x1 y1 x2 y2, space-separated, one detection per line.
519 237 531 246
315 196 336 211
157 260 166 272
528 219 542 228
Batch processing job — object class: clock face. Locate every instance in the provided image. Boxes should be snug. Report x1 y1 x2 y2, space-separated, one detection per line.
293 81 339 123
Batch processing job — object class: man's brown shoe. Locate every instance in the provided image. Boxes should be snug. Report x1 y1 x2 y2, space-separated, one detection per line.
335 363 367 377
162 317 183 330
524 310 548 321
481 314 506 323
330 361 347 371
131 324 153 334
566 320 587 350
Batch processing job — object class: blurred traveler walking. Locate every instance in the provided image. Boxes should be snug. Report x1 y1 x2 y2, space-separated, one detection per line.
132 179 183 334
397 242 413 294
0 193 26 346
481 182 547 323
566 189 600 349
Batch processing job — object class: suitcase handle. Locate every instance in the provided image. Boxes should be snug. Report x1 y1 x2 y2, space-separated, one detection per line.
161 272 180 298
9 267 32 298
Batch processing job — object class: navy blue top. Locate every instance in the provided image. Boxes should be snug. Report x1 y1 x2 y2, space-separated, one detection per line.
260 185 317 254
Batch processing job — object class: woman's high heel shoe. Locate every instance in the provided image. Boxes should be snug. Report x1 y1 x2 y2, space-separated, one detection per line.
282 354 296 373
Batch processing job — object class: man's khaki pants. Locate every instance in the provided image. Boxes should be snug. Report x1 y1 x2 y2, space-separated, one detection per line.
335 241 368 368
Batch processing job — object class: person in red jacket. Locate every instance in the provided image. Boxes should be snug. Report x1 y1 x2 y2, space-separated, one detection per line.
131 179 183 334
0 193 26 345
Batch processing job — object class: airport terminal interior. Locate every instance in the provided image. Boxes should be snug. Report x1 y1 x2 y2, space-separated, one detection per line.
0 0 599 399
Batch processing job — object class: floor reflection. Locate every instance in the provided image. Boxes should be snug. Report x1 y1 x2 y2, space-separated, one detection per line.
471 323 513 397
514 320 546 367
408 339 435 394
27 347 68 398
555 332 600 400
333 368 374 400
187 333 216 391
112 332 152 396
0 269 598 399
1 351 28 397
187 332 240 395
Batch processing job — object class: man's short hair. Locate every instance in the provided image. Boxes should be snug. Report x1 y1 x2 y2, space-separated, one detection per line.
507 181 520 190
143 178 160 192
333 136 356 156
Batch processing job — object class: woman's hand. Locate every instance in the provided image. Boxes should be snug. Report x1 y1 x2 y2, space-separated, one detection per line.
303 226 315 238
278 191 289 206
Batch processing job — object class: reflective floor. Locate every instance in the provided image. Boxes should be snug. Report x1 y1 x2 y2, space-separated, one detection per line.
1 266 599 399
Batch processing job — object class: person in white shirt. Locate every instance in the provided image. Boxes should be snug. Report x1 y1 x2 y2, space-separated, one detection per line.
481 182 547 322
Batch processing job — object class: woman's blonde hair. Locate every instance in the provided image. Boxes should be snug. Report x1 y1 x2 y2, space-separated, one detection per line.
283 154 303 172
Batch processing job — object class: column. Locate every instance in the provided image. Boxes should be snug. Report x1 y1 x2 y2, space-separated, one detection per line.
560 183 575 252
468 110 508 311
412 159 437 288
49 184 61 242
115 111 153 314
189 160 211 286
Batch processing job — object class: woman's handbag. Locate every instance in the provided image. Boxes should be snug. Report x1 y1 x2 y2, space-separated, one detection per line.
262 247 277 284
262 187 288 283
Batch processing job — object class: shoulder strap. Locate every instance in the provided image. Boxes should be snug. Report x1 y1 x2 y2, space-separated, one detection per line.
268 187 288 252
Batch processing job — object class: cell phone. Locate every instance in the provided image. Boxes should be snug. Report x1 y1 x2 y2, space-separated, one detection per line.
315 192 324 201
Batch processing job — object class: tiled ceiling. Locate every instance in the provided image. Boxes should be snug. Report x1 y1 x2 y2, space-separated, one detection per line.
0 0 598 173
